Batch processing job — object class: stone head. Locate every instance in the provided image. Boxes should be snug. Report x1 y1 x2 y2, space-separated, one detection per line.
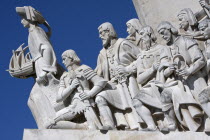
62 50 81 68
21 19 30 28
199 19 210 39
16 6 46 28
126 18 142 36
177 8 197 31
157 21 178 44
198 19 210 31
139 26 156 45
98 22 117 48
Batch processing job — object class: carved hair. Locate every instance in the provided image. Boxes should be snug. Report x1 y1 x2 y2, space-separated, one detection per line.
140 25 157 42
177 8 197 26
98 22 117 38
62 50 81 65
157 21 178 35
16 6 52 37
126 18 142 34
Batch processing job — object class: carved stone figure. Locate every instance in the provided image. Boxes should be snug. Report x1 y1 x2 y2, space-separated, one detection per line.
126 18 142 50
121 26 176 131
96 22 142 130
50 50 116 130
197 19 210 85
16 6 57 85
157 21 204 131
157 21 210 132
177 8 198 36
10 1 210 134
12 6 64 130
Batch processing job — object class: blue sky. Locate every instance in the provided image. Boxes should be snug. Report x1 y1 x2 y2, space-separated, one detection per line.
0 0 137 139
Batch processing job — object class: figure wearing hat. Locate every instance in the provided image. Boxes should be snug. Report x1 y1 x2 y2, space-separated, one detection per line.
16 6 57 84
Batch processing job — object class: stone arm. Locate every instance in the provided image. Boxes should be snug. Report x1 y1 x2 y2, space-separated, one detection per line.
80 65 107 99
88 75 108 98
56 75 78 103
160 49 174 78
137 58 157 85
187 44 206 75
95 53 103 77
137 67 156 85
163 67 174 77
117 60 137 76
192 29 210 41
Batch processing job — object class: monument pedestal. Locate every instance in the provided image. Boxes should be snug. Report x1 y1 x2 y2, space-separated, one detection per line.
23 129 210 140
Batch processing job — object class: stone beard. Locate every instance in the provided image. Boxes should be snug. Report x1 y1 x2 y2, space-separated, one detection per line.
9 1 210 135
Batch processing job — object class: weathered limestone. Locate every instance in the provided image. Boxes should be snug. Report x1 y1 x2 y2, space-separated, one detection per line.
23 129 210 140
8 1 210 137
132 0 202 29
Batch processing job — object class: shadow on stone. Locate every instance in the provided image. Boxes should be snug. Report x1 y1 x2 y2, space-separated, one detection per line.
100 130 108 134
205 132 210 136
161 130 170 135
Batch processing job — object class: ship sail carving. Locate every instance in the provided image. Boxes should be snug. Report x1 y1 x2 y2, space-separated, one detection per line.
8 43 35 79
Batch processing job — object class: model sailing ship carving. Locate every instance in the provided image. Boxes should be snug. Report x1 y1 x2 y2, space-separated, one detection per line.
8 43 35 79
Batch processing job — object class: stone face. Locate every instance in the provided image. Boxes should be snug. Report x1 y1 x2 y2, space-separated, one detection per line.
9 1 210 134
23 129 210 140
132 0 202 29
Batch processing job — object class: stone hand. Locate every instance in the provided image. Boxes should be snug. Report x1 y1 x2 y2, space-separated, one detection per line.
152 61 160 71
79 92 91 100
168 65 175 72
177 69 191 77
36 72 48 85
70 79 80 89
199 0 206 7
116 65 129 75
109 77 118 84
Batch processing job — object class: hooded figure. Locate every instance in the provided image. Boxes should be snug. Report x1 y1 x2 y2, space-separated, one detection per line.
177 8 198 33
16 6 57 84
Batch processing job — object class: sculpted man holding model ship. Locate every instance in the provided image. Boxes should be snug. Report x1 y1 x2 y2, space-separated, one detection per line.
9 1 210 132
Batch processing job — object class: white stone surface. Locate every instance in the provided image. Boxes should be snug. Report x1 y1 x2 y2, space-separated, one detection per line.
132 0 202 29
10 4 210 133
23 129 210 140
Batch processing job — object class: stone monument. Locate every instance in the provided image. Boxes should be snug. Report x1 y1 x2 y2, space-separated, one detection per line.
8 1 210 139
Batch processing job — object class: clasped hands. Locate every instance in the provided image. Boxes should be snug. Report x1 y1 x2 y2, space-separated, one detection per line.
158 62 191 77
70 78 91 100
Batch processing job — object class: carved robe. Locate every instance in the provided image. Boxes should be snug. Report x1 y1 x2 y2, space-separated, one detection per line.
126 34 142 51
204 40 210 85
28 26 57 77
160 43 203 131
161 37 203 131
134 44 166 109
95 38 140 109
172 36 206 102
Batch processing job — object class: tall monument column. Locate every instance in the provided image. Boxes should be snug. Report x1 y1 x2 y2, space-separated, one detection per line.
132 0 202 29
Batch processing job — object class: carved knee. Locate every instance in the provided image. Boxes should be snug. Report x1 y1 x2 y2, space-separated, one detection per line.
132 99 143 109
95 95 107 107
161 88 172 103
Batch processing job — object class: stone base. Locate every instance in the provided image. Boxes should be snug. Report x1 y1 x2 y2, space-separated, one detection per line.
23 129 210 140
